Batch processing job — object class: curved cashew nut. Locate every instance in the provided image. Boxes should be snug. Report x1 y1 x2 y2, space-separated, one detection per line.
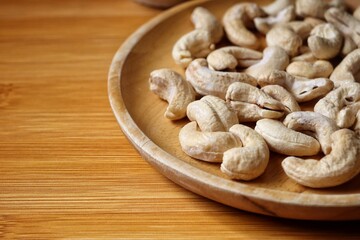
261 85 301 113
295 0 342 19
245 46 289 79
172 30 215 68
282 129 360 188
226 82 285 122
254 6 295 34
255 119 321 156
307 23 343 60
179 122 242 163
206 46 263 71
185 58 257 99
191 7 223 43
283 111 339 154
149 69 196 120
221 124 269 180
222 3 266 49
330 48 360 87
266 26 302 57
186 95 238 132
258 70 334 102
261 0 295 16
286 60 333 78
314 82 360 128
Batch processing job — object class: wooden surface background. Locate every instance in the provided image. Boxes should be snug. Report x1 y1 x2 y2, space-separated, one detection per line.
0 0 359 238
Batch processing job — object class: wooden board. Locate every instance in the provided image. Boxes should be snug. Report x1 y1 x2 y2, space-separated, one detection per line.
108 0 360 220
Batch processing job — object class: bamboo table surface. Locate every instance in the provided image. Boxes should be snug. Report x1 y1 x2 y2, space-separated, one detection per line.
0 0 359 239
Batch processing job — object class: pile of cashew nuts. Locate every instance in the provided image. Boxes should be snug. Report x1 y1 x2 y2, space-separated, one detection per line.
148 0 360 188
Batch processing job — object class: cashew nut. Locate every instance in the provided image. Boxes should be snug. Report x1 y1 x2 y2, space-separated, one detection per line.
282 129 360 188
254 6 296 34
354 6 360 21
149 69 196 120
258 70 334 102
283 111 339 154
222 3 266 49
185 58 257 99
255 119 321 156
226 82 285 122
314 82 360 128
341 36 358 56
353 111 360 134
206 46 263 71
295 0 343 19
179 122 242 162
325 8 360 48
245 46 289 79
261 0 295 16
330 48 360 87
191 7 223 43
291 51 317 62
172 30 215 68
261 85 301 113
266 25 303 57
286 60 333 78
187 95 238 132
221 124 269 180
307 23 343 60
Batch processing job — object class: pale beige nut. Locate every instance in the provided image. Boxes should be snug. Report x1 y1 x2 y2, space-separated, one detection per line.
206 46 263 71
245 46 289 79
172 30 215 68
179 122 242 162
266 25 303 57
191 7 223 43
291 51 317 62
226 82 285 122
314 82 360 128
286 60 333 78
261 85 301 113
286 17 326 40
261 0 295 16
258 70 334 102
222 3 266 49
149 69 196 120
307 23 343 60
282 129 360 188
295 0 344 19
221 124 269 180
330 48 360 87
341 36 358 56
187 95 238 132
254 6 296 34
283 111 339 154
255 119 320 156
354 6 360 21
185 58 257 99
325 8 360 49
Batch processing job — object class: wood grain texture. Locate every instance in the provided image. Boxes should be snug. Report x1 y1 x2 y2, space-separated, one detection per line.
0 0 359 238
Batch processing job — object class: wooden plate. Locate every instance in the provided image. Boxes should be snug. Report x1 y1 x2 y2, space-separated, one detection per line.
108 0 360 220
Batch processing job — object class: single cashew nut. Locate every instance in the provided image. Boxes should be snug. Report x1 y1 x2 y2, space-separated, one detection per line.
261 0 295 16
282 129 360 188
223 3 266 49
149 69 196 120
261 85 301 113
255 119 321 156
226 82 285 122
172 30 215 68
314 82 360 128
221 124 269 180
258 70 334 102
207 46 263 71
295 0 329 19
330 48 360 87
187 95 238 132
185 58 257 99
191 7 223 43
283 111 339 154
341 36 358 56
308 23 343 60
286 60 333 78
245 46 289 79
266 25 303 57
179 122 242 162
291 51 317 62
254 6 296 34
